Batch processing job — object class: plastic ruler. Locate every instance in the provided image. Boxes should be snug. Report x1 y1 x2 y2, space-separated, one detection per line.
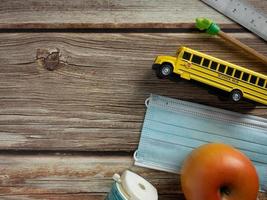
200 0 267 41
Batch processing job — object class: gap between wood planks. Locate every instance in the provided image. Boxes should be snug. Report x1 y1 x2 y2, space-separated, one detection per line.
0 24 246 34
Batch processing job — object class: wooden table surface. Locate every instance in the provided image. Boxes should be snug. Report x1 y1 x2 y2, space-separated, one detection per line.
0 0 266 199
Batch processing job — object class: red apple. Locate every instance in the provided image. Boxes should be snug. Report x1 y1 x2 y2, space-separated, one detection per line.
181 143 259 200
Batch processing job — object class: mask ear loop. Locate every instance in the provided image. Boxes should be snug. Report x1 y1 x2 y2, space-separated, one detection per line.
145 97 150 108
133 150 138 161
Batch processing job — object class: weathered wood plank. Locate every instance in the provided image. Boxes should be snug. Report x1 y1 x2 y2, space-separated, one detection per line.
0 0 265 29
0 155 181 197
0 32 266 151
0 194 187 200
0 155 265 200
1 194 265 200
0 194 105 200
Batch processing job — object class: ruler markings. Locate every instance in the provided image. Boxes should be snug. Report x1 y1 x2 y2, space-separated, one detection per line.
201 0 267 41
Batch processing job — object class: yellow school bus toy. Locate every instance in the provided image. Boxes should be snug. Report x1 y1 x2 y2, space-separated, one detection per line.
152 46 267 105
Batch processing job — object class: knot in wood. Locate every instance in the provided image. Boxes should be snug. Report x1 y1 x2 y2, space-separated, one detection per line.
36 48 60 71
44 51 60 71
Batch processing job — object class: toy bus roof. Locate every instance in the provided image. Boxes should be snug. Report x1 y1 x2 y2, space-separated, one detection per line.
179 46 267 79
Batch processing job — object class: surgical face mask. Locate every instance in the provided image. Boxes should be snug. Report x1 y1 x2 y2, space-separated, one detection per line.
134 94 267 192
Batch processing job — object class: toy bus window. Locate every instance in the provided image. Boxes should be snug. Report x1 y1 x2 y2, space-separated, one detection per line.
202 58 210 67
210 61 218 70
249 75 257 84
192 55 202 65
234 70 241 79
226 67 234 76
183 52 191 61
242 73 249 81
218 64 226 73
257 78 265 87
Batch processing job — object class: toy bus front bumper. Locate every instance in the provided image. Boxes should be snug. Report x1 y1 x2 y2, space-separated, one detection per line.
152 56 161 70
152 63 161 70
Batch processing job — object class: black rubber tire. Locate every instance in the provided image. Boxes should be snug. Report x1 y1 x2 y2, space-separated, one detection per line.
156 63 173 79
230 89 243 102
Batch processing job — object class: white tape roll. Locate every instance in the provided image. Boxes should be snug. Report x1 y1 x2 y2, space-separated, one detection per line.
120 170 158 200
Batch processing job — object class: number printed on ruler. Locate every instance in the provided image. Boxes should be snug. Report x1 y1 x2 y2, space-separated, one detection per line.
201 0 267 41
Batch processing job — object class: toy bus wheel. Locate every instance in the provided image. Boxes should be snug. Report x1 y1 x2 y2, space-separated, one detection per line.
230 89 243 102
157 63 173 78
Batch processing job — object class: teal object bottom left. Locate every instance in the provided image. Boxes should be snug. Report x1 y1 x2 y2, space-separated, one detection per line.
105 183 126 200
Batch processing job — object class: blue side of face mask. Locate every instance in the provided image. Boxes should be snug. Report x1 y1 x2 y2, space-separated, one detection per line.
134 94 267 192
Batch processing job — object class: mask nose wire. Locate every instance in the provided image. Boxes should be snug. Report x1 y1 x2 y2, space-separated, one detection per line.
133 98 150 163
137 97 150 161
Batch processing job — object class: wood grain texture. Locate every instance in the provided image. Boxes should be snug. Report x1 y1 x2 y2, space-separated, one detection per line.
0 32 266 151
1 1 266 199
0 155 184 199
0 194 187 200
0 154 266 200
0 0 265 29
